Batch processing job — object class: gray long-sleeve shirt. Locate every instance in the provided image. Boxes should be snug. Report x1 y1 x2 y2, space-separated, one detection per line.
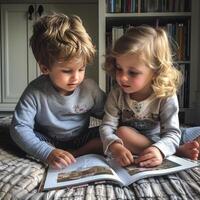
10 75 106 161
100 87 181 158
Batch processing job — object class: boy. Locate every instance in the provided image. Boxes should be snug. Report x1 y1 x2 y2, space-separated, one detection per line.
10 13 106 169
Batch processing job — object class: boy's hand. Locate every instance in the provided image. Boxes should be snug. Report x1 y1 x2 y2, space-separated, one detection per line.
109 142 134 166
47 148 76 169
135 146 163 167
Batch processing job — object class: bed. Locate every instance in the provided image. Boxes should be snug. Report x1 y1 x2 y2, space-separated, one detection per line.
0 116 200 200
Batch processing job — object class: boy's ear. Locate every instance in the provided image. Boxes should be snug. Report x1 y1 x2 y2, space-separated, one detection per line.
39 64 49 75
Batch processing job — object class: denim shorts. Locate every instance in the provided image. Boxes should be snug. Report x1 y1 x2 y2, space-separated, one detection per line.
35 126 100 150
180 127 200 144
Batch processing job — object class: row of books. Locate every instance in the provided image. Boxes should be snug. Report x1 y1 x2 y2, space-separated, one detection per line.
164 21 190 61
106 20 191 61
176 63 190 108
106 0 191 13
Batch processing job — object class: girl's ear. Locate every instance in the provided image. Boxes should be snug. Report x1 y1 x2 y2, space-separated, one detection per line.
39 65 49 75
152 71 158 83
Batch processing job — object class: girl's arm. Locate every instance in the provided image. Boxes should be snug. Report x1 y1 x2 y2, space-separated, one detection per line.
99 89 123 155
152 95 181 157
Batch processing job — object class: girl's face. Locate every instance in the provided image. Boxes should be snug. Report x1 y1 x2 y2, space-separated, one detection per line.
115 54 154 101
40 57 85 96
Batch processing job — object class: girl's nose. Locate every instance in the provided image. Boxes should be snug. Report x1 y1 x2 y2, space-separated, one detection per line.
120 73 128 82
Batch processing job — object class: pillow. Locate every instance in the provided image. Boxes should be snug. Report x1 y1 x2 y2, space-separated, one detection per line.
0 115 25 155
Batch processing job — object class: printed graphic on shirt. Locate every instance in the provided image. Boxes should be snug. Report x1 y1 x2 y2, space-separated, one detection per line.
120 109 159 131
74 104 90 113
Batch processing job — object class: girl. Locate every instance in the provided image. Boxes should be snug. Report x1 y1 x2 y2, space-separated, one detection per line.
100 26 200 168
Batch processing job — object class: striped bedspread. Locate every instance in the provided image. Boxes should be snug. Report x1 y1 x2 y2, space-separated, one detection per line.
0 115 200 200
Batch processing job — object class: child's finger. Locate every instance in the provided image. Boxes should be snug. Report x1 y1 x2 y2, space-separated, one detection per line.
126 152 134 163
57 156 71 167
139 159 152 167
120 154 133 166
63 151 76 163
121 156 130 166
116 156 126 166
140 158 161 167
137 153 153 163
119 157 127 166
58 154 74 166
52 159 65 169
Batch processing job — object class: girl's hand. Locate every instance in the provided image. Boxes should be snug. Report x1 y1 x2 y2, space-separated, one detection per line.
47 148 76 169
135 146 163 167
109 142 134 166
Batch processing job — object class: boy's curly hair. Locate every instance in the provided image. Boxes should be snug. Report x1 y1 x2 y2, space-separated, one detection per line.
30 13 95 67
105 25 183 98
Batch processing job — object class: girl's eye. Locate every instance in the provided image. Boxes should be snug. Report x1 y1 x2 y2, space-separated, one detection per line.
128 71 140 77
115 66 122 71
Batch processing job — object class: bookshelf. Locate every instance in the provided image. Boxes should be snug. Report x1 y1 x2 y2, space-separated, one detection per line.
98 0 200 124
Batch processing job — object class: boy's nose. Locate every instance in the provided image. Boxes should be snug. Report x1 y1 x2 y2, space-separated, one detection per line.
72 72 79 80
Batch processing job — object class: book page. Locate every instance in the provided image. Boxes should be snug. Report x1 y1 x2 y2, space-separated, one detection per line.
43 154 123 190
108 155 199 186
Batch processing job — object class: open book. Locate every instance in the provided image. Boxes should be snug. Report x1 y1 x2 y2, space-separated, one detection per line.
43 154 199 191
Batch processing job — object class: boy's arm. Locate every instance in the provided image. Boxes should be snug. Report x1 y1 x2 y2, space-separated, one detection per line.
152 95 181 158
89 79 107 119
10 92 54 162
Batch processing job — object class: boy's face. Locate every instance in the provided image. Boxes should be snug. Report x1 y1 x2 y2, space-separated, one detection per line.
41 57 86 95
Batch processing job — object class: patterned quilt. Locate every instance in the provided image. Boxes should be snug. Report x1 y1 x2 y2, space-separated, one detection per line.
0 116 200 200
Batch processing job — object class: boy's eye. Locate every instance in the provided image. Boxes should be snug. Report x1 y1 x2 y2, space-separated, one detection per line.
61 67 85 73
79 67 86 72
62 70 71 73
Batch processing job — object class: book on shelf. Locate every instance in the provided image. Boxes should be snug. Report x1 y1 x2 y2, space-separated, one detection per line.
176 63 190 108
42 153 199 191
106 0 191 13
112 26 124 47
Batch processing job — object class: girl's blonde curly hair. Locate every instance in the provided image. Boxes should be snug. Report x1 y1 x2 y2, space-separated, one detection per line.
30 13 95 68
104 25 183 98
